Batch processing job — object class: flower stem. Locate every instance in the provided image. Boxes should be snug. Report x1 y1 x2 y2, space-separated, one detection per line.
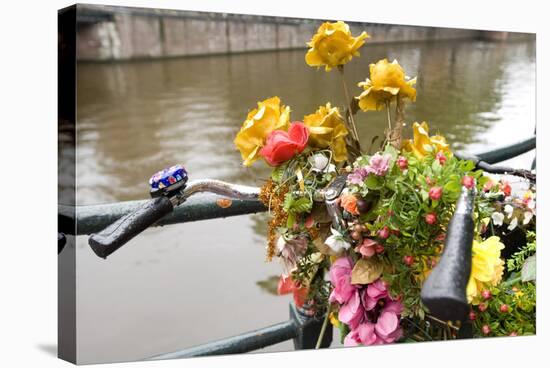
315 306 331 349
385 101 392 130
338 66 360 142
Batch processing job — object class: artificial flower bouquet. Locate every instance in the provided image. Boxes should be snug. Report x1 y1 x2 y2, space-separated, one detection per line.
233 21 536 346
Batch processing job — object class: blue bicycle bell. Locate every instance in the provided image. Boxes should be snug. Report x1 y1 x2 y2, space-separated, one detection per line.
149 164 188 198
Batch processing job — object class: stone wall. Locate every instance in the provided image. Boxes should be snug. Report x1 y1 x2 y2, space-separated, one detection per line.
75 4 535 61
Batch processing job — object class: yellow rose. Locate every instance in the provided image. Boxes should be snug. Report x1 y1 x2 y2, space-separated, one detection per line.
466 236 505 303
234 96 290 166
356 59 417 111
402 122 451 159
305 21 369 71
303 103 349 162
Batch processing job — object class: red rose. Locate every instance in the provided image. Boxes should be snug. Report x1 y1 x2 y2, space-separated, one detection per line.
259 122 309 166
429 186 443 200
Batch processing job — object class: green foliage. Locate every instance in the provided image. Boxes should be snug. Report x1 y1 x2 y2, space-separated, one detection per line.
472 280 536 337
507 231 536 273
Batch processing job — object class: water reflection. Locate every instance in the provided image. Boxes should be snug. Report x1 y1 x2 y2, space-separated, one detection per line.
77 39 535 204
75 38 535 363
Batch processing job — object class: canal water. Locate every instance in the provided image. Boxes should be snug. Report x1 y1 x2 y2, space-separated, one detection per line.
74 38 535 363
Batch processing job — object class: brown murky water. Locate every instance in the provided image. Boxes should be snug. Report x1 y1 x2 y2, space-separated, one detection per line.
74 39 535 363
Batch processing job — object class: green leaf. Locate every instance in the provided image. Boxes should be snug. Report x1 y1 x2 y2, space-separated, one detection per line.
365 175 383 190
284 193 312 214
431 160 442 174
459 160 475 172
291 197 313 213
521 255 536 282
444 179 461 194
339 322 350 344
384 144 399 160
286 212 296 228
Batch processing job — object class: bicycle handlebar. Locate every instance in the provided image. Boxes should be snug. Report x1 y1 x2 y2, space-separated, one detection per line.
420 186 475 322
88 180 259 258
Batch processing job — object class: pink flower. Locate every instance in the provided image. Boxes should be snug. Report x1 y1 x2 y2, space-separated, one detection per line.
357 238 378 258
344 309 403 346
461 175 475 189
366 153 392 176
259 122 309 166
367 279 389 300
435 151 447 165
374 311 403 343
339 289 364 329
337 277 405 347
348 168 368 185
328 257 357 304
364 279 389 310
397 156 408 170
429 186 443 201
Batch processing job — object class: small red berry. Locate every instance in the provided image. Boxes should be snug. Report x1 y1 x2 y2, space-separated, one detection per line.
481 290 492 300
429 186 443 201
436 151 447 165
397 156 408 170
462 175 475 189
509 331 518 337
403 255 414 266
478 303 487 312
425 213 437 225
469 311 477 320
482 325 491 335
378 226 390 239
500 304 510 313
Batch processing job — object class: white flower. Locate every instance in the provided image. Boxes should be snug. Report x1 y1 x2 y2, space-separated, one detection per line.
309 153 329 172
508 217 518 231
527 200 536 210
325 228 351 253
523 211 533 225
491 212 505 226
504 204 514 219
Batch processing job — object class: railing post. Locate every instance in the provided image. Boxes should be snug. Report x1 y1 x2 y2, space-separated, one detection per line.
289 303 333 349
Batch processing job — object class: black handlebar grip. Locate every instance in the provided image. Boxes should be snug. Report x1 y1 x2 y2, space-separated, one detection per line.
88 196 174 258
420 188 475 322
